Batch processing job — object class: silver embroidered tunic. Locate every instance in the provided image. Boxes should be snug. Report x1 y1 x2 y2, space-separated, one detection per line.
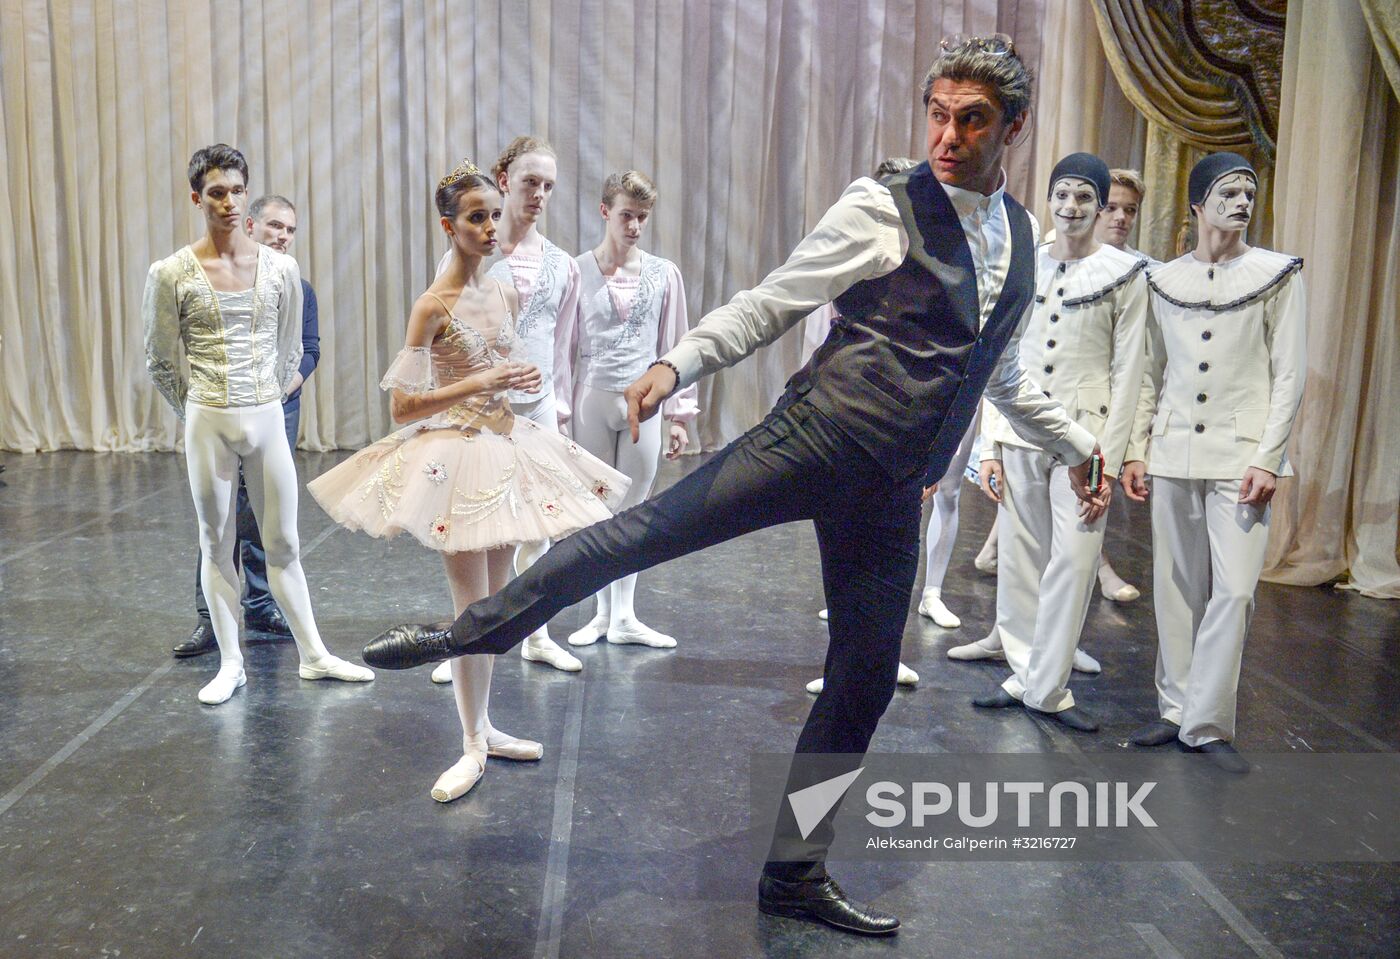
143 245 304 416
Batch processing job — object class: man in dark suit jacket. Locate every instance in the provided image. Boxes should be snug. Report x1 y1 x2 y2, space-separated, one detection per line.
365 37 1105 935
173 194 321 657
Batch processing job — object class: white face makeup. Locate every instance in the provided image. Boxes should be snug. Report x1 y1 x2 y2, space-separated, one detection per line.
1198 172 1256 233
1049 176 1099 239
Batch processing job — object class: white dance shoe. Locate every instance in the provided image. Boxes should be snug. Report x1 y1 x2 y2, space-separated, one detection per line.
1072 649 1102 674
973 543 998 574
807 662 918 694
917 591 962 628
198 665 246 705
947 637 1006 662
567 615 609 647
430 661 453 684
431 749 486 803
1098 561 1141 602
522 631 583 672
299 656 375 683
485 727 544 761
817 609 829 621
605 620 677 649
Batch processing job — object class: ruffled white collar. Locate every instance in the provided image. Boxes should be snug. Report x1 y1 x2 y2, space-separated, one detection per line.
1147 247 1303 312
1036 243 1146 307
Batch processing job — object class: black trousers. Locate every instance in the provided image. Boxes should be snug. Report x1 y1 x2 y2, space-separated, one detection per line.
449 393 923 877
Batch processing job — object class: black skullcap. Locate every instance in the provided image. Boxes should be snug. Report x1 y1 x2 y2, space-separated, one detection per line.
1188 152 1256 207
1047 152 1111 208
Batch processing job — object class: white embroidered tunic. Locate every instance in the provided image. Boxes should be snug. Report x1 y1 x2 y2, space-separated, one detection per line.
569 251 699 423
1127 247 1306 479
143 245 304 416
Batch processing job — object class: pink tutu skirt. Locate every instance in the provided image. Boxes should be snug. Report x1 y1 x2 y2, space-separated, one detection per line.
308 416 630 553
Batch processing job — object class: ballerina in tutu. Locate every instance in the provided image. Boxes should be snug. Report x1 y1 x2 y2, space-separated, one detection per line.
308 159 629 801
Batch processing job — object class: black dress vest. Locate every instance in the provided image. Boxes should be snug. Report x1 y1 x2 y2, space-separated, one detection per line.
786 161 1035 485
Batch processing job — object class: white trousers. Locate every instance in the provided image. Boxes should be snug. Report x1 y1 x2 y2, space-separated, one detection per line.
570 385 663 623
1150 476 1270 746
184 401 329 666
922 417 978 594
995 447 1106 712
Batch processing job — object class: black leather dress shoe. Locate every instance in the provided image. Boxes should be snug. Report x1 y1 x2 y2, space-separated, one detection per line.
1129 719 1181 746
173 620 218 658
362 623 457 669
1190 740 1250 774
244 608 293 637
972 687 1020 709
1030 704 1099 732
758 874 899 936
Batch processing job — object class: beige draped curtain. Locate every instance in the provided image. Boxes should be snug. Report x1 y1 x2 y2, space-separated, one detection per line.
1264 0 1400 598
0 0 1045 456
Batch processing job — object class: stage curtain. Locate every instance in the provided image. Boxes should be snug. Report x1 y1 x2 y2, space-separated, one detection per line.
1360 0 1400 100
1026 0 1146 234
0 0 1044 454
1263 0 1400 599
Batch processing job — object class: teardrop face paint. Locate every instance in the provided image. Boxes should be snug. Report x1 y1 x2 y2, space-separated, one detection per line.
1198 172 1256 233
1049 176 1099 239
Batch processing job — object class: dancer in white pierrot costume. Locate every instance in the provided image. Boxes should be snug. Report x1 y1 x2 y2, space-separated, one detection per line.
1123 151 1306 773
966 152 1148 732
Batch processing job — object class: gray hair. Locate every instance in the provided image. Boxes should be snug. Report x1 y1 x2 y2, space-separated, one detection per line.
921 47 1033 126
248 194 295 220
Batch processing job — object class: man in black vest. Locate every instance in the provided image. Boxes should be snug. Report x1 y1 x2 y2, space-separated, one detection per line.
365 36 1104 936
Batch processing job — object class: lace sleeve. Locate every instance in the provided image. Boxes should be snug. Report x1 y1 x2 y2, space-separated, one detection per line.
380 346 437 393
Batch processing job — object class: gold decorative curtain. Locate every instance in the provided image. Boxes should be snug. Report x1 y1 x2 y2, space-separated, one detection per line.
1359 0 1400 100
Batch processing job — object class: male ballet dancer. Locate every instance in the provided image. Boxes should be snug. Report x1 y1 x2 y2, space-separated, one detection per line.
968 152 1147 732
365 39 1103 934
1122 152 1306 773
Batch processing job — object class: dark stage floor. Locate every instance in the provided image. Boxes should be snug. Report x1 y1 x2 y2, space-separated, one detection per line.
1 448 1397 958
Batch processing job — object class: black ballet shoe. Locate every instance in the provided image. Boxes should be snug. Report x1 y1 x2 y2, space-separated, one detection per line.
1129 719 1181 747
1186 740 1250 774
1029 704 1099 732
758 873 900 937
972 687 1021 709
362 622 457 669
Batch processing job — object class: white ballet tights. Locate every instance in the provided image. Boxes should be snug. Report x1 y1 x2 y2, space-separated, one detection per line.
435 547 542 802
566 386 674 647
185 401 371 705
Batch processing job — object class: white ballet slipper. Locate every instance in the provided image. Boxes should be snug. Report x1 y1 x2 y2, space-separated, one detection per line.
567 616 608 647
198 665 246 705
947 637 1006 662
1101 580 1141 602
430 752 485 803
299 655 375 682
806 677 824 695
430 660 453 684
974 544 998 574
817 609 829 621
917 592 962 629
1072 649 1102 674
522 632 583 672
605 621 677 649
485 729 544 762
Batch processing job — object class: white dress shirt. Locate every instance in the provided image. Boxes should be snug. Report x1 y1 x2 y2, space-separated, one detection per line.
662 175 1095 466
